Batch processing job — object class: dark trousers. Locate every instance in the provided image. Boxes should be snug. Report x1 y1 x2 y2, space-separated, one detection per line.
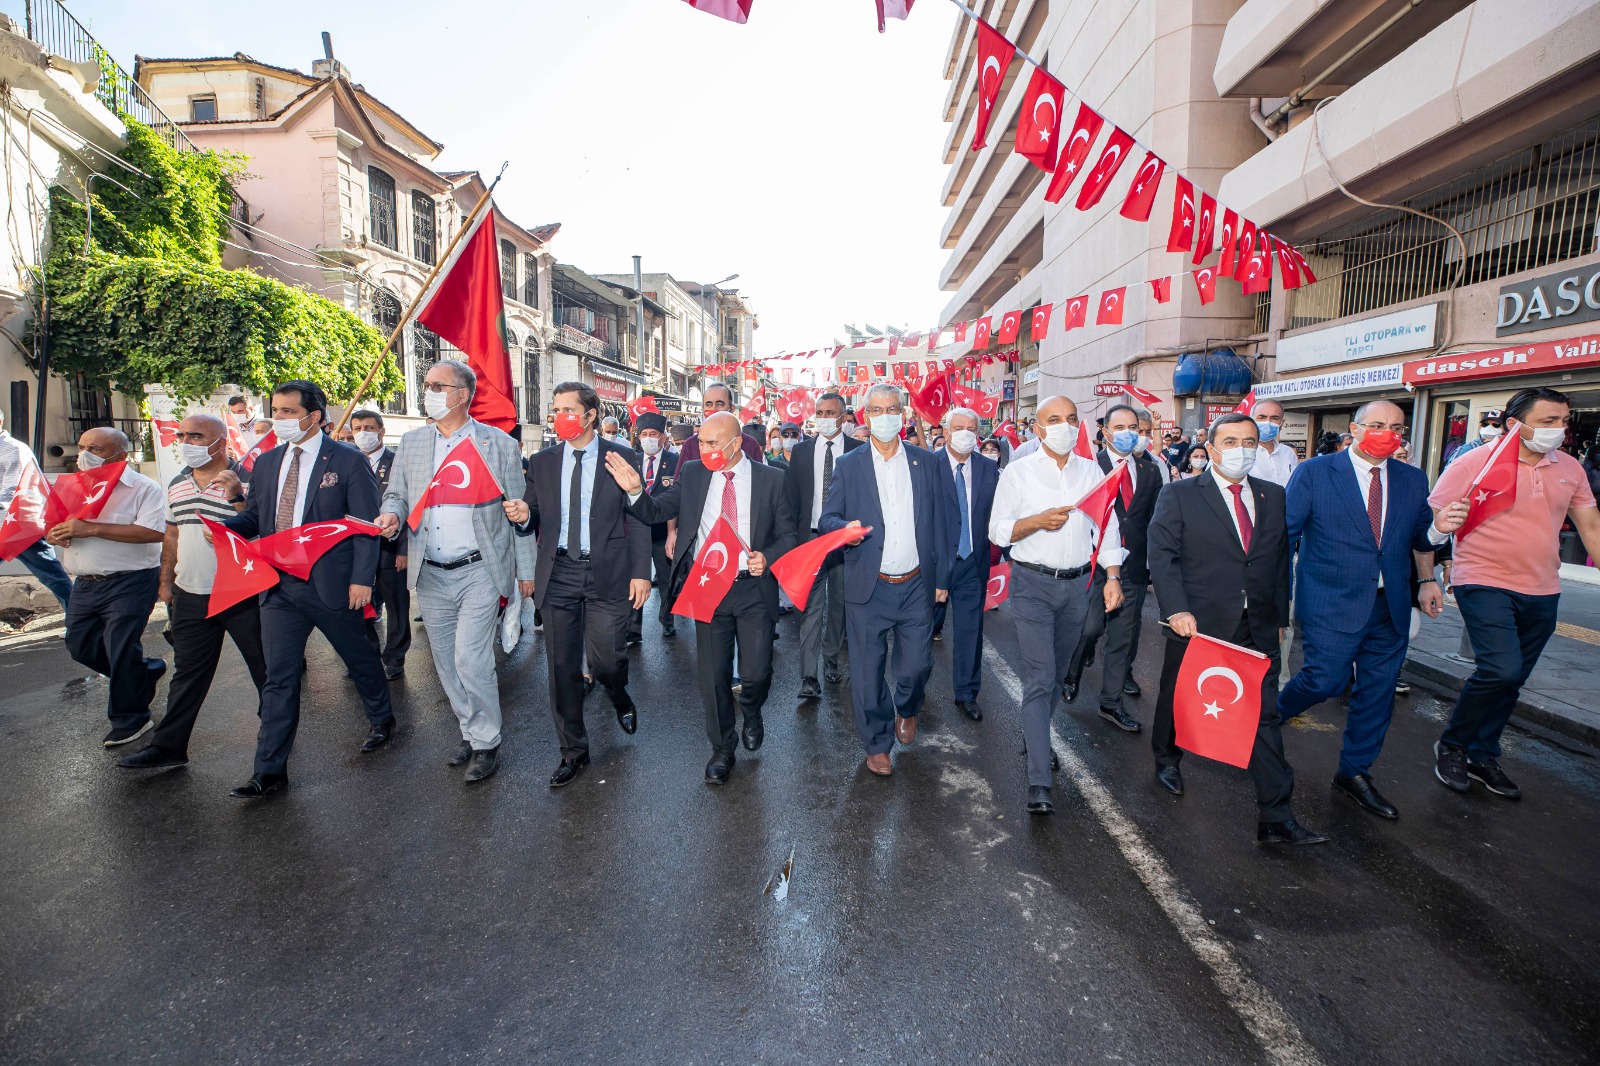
1152 616 1295 822
365 560 411 670
64 567 161 730
1070 568 1147 711
1442 584 1560 759
931 551 987 700
629 538 673 639
844 574 933 755
1010 563 1090 786
17 538 72 609
152 587 267 755
1279 586 1408 777
542 555 634 762
255 577 394 775
696 578 774 754
797 554 846 677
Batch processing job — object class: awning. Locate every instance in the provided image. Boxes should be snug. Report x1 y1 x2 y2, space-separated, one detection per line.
583 356 646 386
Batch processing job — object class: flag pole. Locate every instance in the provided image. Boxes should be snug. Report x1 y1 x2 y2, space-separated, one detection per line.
333 163 509 435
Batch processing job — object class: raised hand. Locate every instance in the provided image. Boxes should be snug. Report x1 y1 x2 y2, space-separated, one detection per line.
605 452 644 495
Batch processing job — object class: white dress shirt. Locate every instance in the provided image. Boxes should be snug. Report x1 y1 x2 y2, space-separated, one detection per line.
872 442 919 574
990 449 1126 570
697 457 753 572
1209 466 1256 551
422 423 481 565
273 429 324 528
812 431 844 530
1253 440 1299 487
1012 435 1042 460
57 467 165 576
558 436 599 553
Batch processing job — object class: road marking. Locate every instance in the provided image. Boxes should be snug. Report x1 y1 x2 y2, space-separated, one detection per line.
1554 621 1600 646
985 642 1326 1066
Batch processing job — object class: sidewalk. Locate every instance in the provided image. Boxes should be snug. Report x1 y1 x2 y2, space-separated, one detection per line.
1404 577 1600 749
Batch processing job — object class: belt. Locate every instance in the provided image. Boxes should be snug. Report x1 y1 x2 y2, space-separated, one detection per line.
424 550 482 571
1015 559 1091 581
734 571 758 582
555 547 591 561
878 567 921 584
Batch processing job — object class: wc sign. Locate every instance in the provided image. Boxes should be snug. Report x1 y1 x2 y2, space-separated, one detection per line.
1496 265 1600 337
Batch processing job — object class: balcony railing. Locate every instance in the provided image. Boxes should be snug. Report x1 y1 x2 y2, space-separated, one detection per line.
552 323 625 363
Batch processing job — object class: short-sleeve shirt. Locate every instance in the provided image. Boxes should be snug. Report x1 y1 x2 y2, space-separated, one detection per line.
167 463 247 594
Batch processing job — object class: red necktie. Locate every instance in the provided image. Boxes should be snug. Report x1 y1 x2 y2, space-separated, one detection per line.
722 470 738 529
1119 460 1133 507
1228 483 1253 554
1367 467 1383 545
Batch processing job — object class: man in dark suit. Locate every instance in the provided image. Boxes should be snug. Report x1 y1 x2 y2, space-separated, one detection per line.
784 391 862 697
350 409 409 680
1278 400 1464 819
1065 404 1162 731
1146 413 1325 845
519 381 652 788
222 381 395 799
819 383 949 777
607 412 798 783
930 406 997 721
628 411 681 641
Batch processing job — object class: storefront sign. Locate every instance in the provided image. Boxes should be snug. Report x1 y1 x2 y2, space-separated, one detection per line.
1496 264 1600 337
1002 378 1016 400
1092 383 1126 397
1254 362 1405 401
1022 367 1041 385
1402 331 1600 386
1276 304 1438 371
593 375 629 402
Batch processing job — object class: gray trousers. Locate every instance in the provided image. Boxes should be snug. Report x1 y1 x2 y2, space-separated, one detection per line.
1011 563 1092 787
417 561 504 750
797 558 846 677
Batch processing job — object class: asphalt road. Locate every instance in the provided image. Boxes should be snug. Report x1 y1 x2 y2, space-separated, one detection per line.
2 592 1597 1065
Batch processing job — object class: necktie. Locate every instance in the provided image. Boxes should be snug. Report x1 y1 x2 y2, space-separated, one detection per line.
1367 467 1383 545
1228 483 1253 554
1119 460 1133 507
822 439 835 503
955 462 971 559
276 447 302 533
646 456 656 486
567 448 583 554
722 471 738 562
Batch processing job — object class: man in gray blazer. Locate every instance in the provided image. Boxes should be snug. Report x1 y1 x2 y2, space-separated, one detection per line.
375 359 535 783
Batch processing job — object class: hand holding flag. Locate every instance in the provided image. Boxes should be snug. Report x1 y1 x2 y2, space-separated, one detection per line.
202 516 279 616
770 525 871 610
1454 427 1520 538
407 438 505 530
672 516 745 623
1172 633 1269 768
255 516 386 580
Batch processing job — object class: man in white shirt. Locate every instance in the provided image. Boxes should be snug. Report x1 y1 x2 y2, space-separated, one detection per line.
1251 400 1299 488
0 411 72 608
48 428 167 748
990 396 1126 816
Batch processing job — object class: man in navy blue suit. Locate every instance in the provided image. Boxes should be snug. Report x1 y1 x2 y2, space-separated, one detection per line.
222 380 395 799
819 383 949 777
1278 400 1467 819
930 406 997 721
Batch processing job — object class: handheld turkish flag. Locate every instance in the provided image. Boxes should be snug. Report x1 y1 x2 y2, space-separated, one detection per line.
1119 151 1165 222
994 420 1021 447
682 0 752 23
1194 266 1218 306
202 516 280 617
779 388 816 423
739 385 768 423
1123 384 1162 408
770 525 871 610
971 19 1017 151
1074 126 1135 211
952 384 999 419
239 430 277 473
49 462 125 524
996 310 1022 344
1455 428 1520 539
913 375 954 426
1074 460 1129 532
254 516 386 581
1173 633 1269 768
407 437 505 531
1015 66 1066 171
1074 418 1098 461
1166 175 1196 253
1063 296 1089 331
0 458 55 560
152 418 180 449
984 561 1012 610
1233 389 1257 415
1030 303 1054 341
672 515 743 623
626 395 660 422
1193 193 1217 265
1096 287 1127 326
875 0 914 31
1218 209 1240 276
417 206 517 433
1044 104 1105 204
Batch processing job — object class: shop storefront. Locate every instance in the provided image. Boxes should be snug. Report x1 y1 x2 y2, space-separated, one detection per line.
1254 361 1410 458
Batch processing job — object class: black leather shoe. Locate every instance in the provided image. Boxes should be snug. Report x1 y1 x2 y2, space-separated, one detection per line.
661 623 677 638
118 745 187 769
447 740 473 767
360 719 396 753
549 754 590 788
823 662 843 684
464 747 499 783
956 700 983 721
230 773 287 799
1333 773 1399 819
143 658 167 707
1257 817 1330 846
1123 679 1142 698
616 702 638 735
1155 765 1185 796
1026 785 1055 815
1099 706 1141 733
742 713 764 752
1082 645 1096 670
103 720 153 747
705 750 735 785
798 676 822 699
384 664 405 681
1062 677 1080 703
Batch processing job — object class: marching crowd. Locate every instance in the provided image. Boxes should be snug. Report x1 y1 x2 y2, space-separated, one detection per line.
3 367 1597 845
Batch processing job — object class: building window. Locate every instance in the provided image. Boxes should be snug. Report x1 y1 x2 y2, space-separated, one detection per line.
411 192 437 265
523 253 539 308
189 95 217 122
524 348 542 423
368 167 398 250
372 291 405 414
500 239 517 301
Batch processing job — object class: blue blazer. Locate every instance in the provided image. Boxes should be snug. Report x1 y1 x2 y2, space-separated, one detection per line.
818 442 950 608
937 449 997 581
1286 453 1438 635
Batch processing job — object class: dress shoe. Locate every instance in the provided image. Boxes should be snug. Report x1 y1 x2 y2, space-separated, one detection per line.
582 676 596 697
1062 677 1080 704
1082 644 1096 670
360 719 396 753
1155 765 1185 796
102 720 153 748
798 676 822 700
384 664 405 681
742 713 764 752
143 658 167 707
464 747 499 783
894 715 917 745
626 635 642 647
1333 773 1399 819
705 750 735 785
230 773 287 799
1026 785 1055 815
661 623 676 638
1099 706 1141 733
447 740 473 767
865 752 892 777
615 702 638 735
1256 817 1330 846
823 662 843 684
1467 755 1522 800
1123 679 1142 698
956 700 983 721
118 745 187 769
549 754 590 788
932 628 943 641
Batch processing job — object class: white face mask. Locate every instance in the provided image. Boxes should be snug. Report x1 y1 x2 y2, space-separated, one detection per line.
272 415 309 443
1479 424 1502 440
639 436 662 456
869 413 902 444
814 417 840 438
424 390 461 422
1189 455 1208 470
178 441 220 469
782 437 798 452
1214 446 1256 479
601 432 618 443
1043 422 1078 455
1523 425 1567 454
1135 434 1151 455
948 429 979 455
353 431 383 454
77 449 106 469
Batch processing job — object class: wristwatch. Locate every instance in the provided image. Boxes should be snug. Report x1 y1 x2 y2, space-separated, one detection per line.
227 493 246 504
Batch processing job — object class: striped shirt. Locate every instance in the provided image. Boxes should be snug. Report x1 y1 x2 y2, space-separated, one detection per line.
168 463 248 595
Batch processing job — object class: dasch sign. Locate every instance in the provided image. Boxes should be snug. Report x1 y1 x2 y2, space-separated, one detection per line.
1496 264 1600 337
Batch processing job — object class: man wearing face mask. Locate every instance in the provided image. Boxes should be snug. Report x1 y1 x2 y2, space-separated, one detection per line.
677 384 766 466
930 407 997 721
1443 409 1503 467
600 416 622 444
1250 400 1298 488
1135 411 1171 485
49 428 168 748
349 409 409 680
518 382 652 788
627 411 680 641
1147 414 1324 844
1276 400 1464 820
119 414 266 770
1428 387 1600 800
990 396 1127 815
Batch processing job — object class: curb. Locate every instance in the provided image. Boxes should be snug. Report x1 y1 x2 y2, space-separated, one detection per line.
1404 648 1600 750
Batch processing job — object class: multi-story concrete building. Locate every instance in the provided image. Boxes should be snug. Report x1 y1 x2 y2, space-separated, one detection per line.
681 281 759 408
595 271 703 419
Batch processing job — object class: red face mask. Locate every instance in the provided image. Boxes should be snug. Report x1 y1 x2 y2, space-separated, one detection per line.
1359 427 1403 460
553 412 587 442
700 444 729 472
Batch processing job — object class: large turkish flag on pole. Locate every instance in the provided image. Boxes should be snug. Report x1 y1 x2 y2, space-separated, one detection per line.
672 516 744 623
406 437 506 530
1173 634 1270 768
778 388 815 423
770 525 870 610
417 206 518 432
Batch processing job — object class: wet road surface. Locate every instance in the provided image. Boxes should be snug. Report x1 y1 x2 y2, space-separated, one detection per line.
2 595 1597 1065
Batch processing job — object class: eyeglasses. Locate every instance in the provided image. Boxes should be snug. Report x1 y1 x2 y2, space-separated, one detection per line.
422 382 463 393
1356 421 1407 434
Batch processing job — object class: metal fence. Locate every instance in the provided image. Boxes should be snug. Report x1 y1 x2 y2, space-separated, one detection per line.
1283 116 1600 331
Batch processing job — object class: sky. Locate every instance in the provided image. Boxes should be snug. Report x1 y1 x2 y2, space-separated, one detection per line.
8 0 962 356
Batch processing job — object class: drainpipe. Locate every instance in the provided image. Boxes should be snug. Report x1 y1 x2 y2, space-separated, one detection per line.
1264 0 1424 132
1249 98 1277 141
632 255 646 381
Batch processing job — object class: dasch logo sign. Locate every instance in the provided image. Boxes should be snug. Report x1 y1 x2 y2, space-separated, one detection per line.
1496 265 1600 337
